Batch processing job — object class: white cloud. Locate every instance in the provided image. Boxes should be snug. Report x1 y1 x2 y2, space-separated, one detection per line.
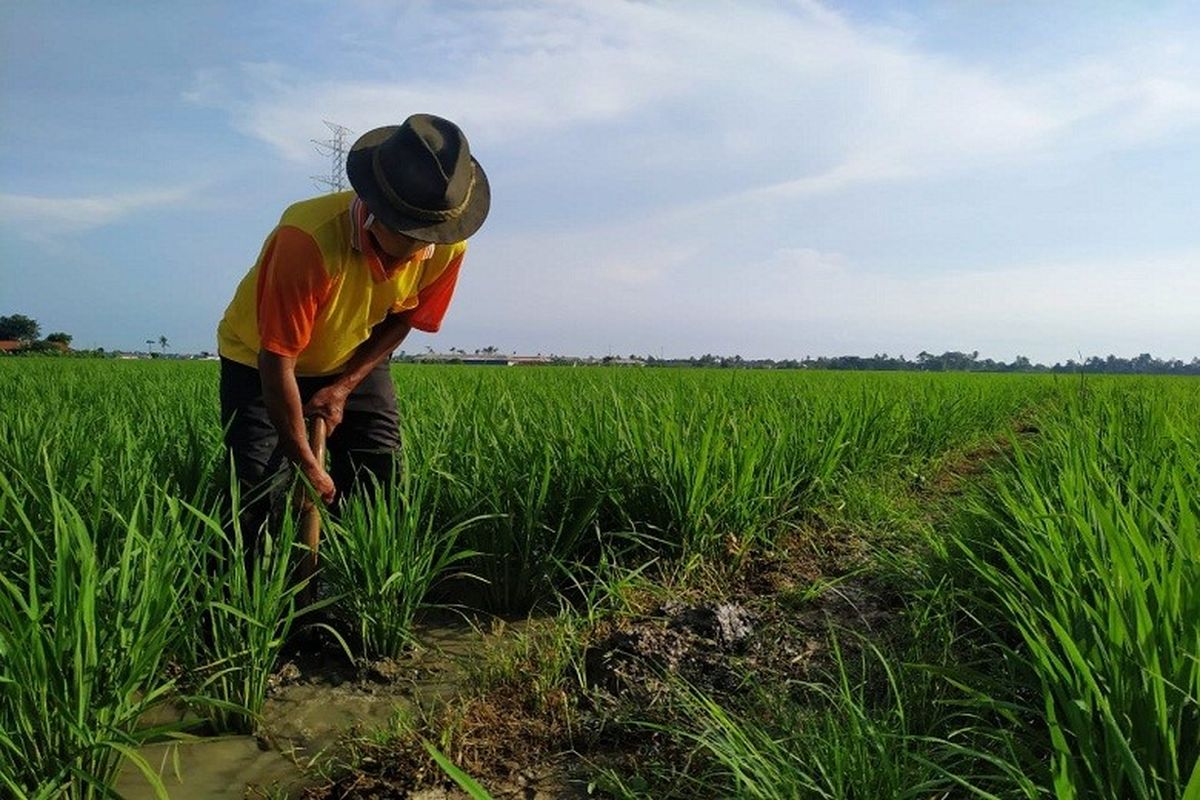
186 1 1200 202
768 247 848 277
751 254 1199 325
0 186 195 235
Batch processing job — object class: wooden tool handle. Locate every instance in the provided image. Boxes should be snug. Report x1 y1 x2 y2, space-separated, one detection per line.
298 416 328 605
309 415 327 463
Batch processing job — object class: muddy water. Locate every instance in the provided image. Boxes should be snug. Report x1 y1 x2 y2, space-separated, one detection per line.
116 615 525 800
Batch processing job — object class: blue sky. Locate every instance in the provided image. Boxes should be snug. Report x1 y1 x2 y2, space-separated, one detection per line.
2 1 1198 362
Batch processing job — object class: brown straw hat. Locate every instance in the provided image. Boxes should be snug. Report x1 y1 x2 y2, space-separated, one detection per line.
346 114 490 244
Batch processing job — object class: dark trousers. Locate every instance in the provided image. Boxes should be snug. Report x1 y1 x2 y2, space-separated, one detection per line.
219 357 401 546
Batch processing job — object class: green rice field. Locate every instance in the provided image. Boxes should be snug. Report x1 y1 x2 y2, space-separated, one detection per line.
0 359 1196 799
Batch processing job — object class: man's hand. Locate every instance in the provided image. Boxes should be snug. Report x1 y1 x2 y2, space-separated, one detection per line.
304 383 350 436
301 460 336 505
259 350 338 503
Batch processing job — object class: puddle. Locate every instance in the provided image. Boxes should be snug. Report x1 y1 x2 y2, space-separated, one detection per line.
117 613 528 799
116 737 304 799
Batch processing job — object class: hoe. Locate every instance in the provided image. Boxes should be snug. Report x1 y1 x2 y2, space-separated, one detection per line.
296 416 327 607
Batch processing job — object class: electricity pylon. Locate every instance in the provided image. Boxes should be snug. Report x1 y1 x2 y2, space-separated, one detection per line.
310 121 354 193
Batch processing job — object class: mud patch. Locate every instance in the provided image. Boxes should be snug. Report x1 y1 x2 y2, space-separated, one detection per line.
584 601 755 703
119 616 522 800
116 736 306 800
582 578 897 706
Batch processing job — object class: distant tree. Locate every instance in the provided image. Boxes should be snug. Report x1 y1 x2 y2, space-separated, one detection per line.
45 332 72 346
159 335 169 354
24 339 62 353
0 314 40 342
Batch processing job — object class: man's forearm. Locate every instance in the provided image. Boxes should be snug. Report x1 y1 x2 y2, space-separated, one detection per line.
258 350 320 470
330 311 413 394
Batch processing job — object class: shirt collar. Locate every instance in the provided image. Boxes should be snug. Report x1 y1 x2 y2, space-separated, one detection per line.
349 195 434 282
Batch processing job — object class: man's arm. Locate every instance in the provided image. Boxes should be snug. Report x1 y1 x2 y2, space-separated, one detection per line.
259 349 336 503
302 311 413 432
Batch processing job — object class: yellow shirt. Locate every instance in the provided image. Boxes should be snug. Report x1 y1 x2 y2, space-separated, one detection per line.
217 192 465 376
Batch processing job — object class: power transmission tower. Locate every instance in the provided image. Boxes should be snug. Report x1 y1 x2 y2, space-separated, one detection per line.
310 121 354 193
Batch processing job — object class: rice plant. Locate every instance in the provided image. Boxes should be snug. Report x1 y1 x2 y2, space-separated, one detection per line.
0 358 1086 797
322 457 484 659
954 382 1200 799
0 467 195 798
639 636 997 800
180 489 313 734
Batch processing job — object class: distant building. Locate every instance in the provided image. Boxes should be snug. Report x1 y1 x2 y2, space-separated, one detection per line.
412 353 553 367
0 340 25 353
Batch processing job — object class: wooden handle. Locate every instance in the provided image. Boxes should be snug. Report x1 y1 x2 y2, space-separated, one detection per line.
309 416 327 465
298 416 328 605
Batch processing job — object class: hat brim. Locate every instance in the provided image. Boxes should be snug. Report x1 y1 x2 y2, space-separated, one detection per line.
346 125 490 244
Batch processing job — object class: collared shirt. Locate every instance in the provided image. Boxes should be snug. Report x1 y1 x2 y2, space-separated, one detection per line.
348 195 437 279
217 190 465 376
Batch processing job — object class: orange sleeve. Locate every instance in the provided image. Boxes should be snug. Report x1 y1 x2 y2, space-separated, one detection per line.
408 253 463 333
255 226 333 356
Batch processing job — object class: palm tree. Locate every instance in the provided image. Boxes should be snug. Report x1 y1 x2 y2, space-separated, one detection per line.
159 336 169 354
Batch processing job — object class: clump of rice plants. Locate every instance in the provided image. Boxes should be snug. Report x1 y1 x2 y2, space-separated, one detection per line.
322 457 483 659
0 467 196 798
428 380 618 612
954 382 1200 798
180 490 313 734
611 632 1022 800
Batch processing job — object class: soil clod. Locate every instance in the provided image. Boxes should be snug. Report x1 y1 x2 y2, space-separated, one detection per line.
584 601 757 702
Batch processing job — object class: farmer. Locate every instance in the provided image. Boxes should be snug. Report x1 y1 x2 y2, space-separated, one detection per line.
215 114 490 538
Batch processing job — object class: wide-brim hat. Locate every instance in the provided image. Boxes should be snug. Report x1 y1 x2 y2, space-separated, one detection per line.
346 114 490 244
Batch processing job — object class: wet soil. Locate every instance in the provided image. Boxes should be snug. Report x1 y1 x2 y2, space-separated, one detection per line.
297 545 905 800
583 576 896 711
116 615 527 800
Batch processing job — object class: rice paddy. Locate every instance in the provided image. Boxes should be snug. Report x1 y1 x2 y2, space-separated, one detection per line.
0 359 1196 798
